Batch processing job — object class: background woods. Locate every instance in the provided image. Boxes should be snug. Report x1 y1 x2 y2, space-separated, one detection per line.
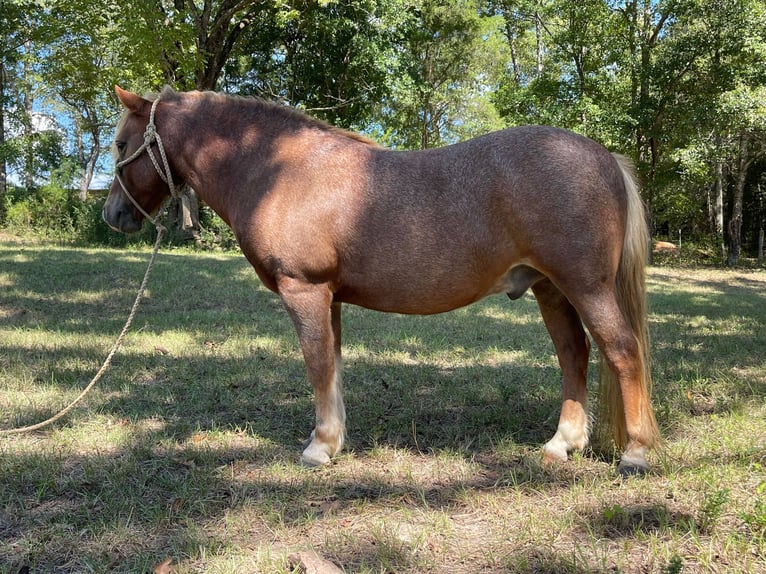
1 0 765 264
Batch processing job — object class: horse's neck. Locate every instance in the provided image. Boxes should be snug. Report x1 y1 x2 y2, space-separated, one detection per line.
172 99 292 219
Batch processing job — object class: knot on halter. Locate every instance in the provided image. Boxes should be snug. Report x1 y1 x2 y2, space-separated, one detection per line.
143 121 158 146
114 94 190 230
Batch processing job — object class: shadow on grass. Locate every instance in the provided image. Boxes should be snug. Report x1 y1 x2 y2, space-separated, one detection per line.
1 245 574 570
0 438 597 573
328 538 596 573
587 502 696 539
646 269 766 435
499 548 596 574
1 242 566 453
0 246 274 336
3 245 766 571
4 246 765 445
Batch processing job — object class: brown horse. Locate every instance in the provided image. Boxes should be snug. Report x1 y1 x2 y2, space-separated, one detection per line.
104 86 660 475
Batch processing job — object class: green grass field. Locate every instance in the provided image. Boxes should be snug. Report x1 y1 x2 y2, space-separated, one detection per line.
1 235 764 573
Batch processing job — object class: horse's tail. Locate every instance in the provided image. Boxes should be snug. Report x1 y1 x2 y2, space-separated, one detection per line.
596 154 660 453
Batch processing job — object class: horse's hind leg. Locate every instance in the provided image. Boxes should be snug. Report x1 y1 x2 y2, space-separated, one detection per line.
575 291 658 475
530 279 591 463
277 277 345 466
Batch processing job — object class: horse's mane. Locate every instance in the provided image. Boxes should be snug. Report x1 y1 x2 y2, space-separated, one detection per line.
156 86 381 147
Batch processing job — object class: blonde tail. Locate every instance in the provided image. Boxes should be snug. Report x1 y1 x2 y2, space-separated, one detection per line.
597 154 660 453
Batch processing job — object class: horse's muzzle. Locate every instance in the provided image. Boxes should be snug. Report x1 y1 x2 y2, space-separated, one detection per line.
102 197 143 234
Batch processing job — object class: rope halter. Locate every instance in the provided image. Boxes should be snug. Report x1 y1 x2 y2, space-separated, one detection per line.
114 95 183 230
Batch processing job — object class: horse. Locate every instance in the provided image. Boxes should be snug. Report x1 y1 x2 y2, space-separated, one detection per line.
103 85 660 475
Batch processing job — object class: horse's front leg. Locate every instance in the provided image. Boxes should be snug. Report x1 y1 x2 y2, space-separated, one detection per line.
277 277 345 466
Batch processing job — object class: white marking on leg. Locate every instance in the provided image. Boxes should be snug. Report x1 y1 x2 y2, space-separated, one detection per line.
333 351 346 451
301 351 346 466
543 418 590 462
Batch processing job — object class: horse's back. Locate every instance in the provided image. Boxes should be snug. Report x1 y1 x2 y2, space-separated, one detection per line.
366 126 624 236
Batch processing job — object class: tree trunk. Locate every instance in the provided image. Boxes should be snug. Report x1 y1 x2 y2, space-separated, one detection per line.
499 3 522 85
156 0 262 239
79 139 99 200
727 133 751 267
75 119 87 200
0 58 7 202
22 40 34 191
535 8 544 77
504 19 521 84
759 183 764 267
713 158 725 261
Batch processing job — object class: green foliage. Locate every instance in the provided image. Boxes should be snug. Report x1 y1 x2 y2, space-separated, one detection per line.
223 0 404 128
697 488 730 533
740 479 766 542
663 555 684 574
1 0 765 260
1 170 152 246
2 160 81 238
374 0 507 149
197 206 239 252
5 189 71 240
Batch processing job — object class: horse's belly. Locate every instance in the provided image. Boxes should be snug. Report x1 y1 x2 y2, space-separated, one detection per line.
335 263 542 315
337 286 480 315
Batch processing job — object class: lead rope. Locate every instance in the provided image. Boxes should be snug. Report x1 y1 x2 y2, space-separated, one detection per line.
0 97 175 435
0 228 165 434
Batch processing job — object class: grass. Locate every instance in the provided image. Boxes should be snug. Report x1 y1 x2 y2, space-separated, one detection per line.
1 234 765 573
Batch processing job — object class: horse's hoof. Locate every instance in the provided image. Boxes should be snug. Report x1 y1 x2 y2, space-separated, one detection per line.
617 447 650 477
542 449 567 466
542 438 569 465
617 459 650 477
301 442 332 467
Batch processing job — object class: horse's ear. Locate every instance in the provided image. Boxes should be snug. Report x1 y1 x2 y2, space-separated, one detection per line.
115 85 150 116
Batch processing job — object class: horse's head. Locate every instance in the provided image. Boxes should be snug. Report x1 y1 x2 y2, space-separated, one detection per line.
103 86 177 234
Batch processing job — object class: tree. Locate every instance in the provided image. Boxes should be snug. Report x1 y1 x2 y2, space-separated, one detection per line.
719 85 766 265
225 0 396 128
120 0 264 91
2 0 765 261
136 0 408 234
494 0 632 146
0 2 31 201
378 0 507 149
110 0 271 237
0 1 43 202
42 1 133 197
656 0 766 262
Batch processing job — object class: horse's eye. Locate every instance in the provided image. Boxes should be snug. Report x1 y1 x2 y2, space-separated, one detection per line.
115 141 127 153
